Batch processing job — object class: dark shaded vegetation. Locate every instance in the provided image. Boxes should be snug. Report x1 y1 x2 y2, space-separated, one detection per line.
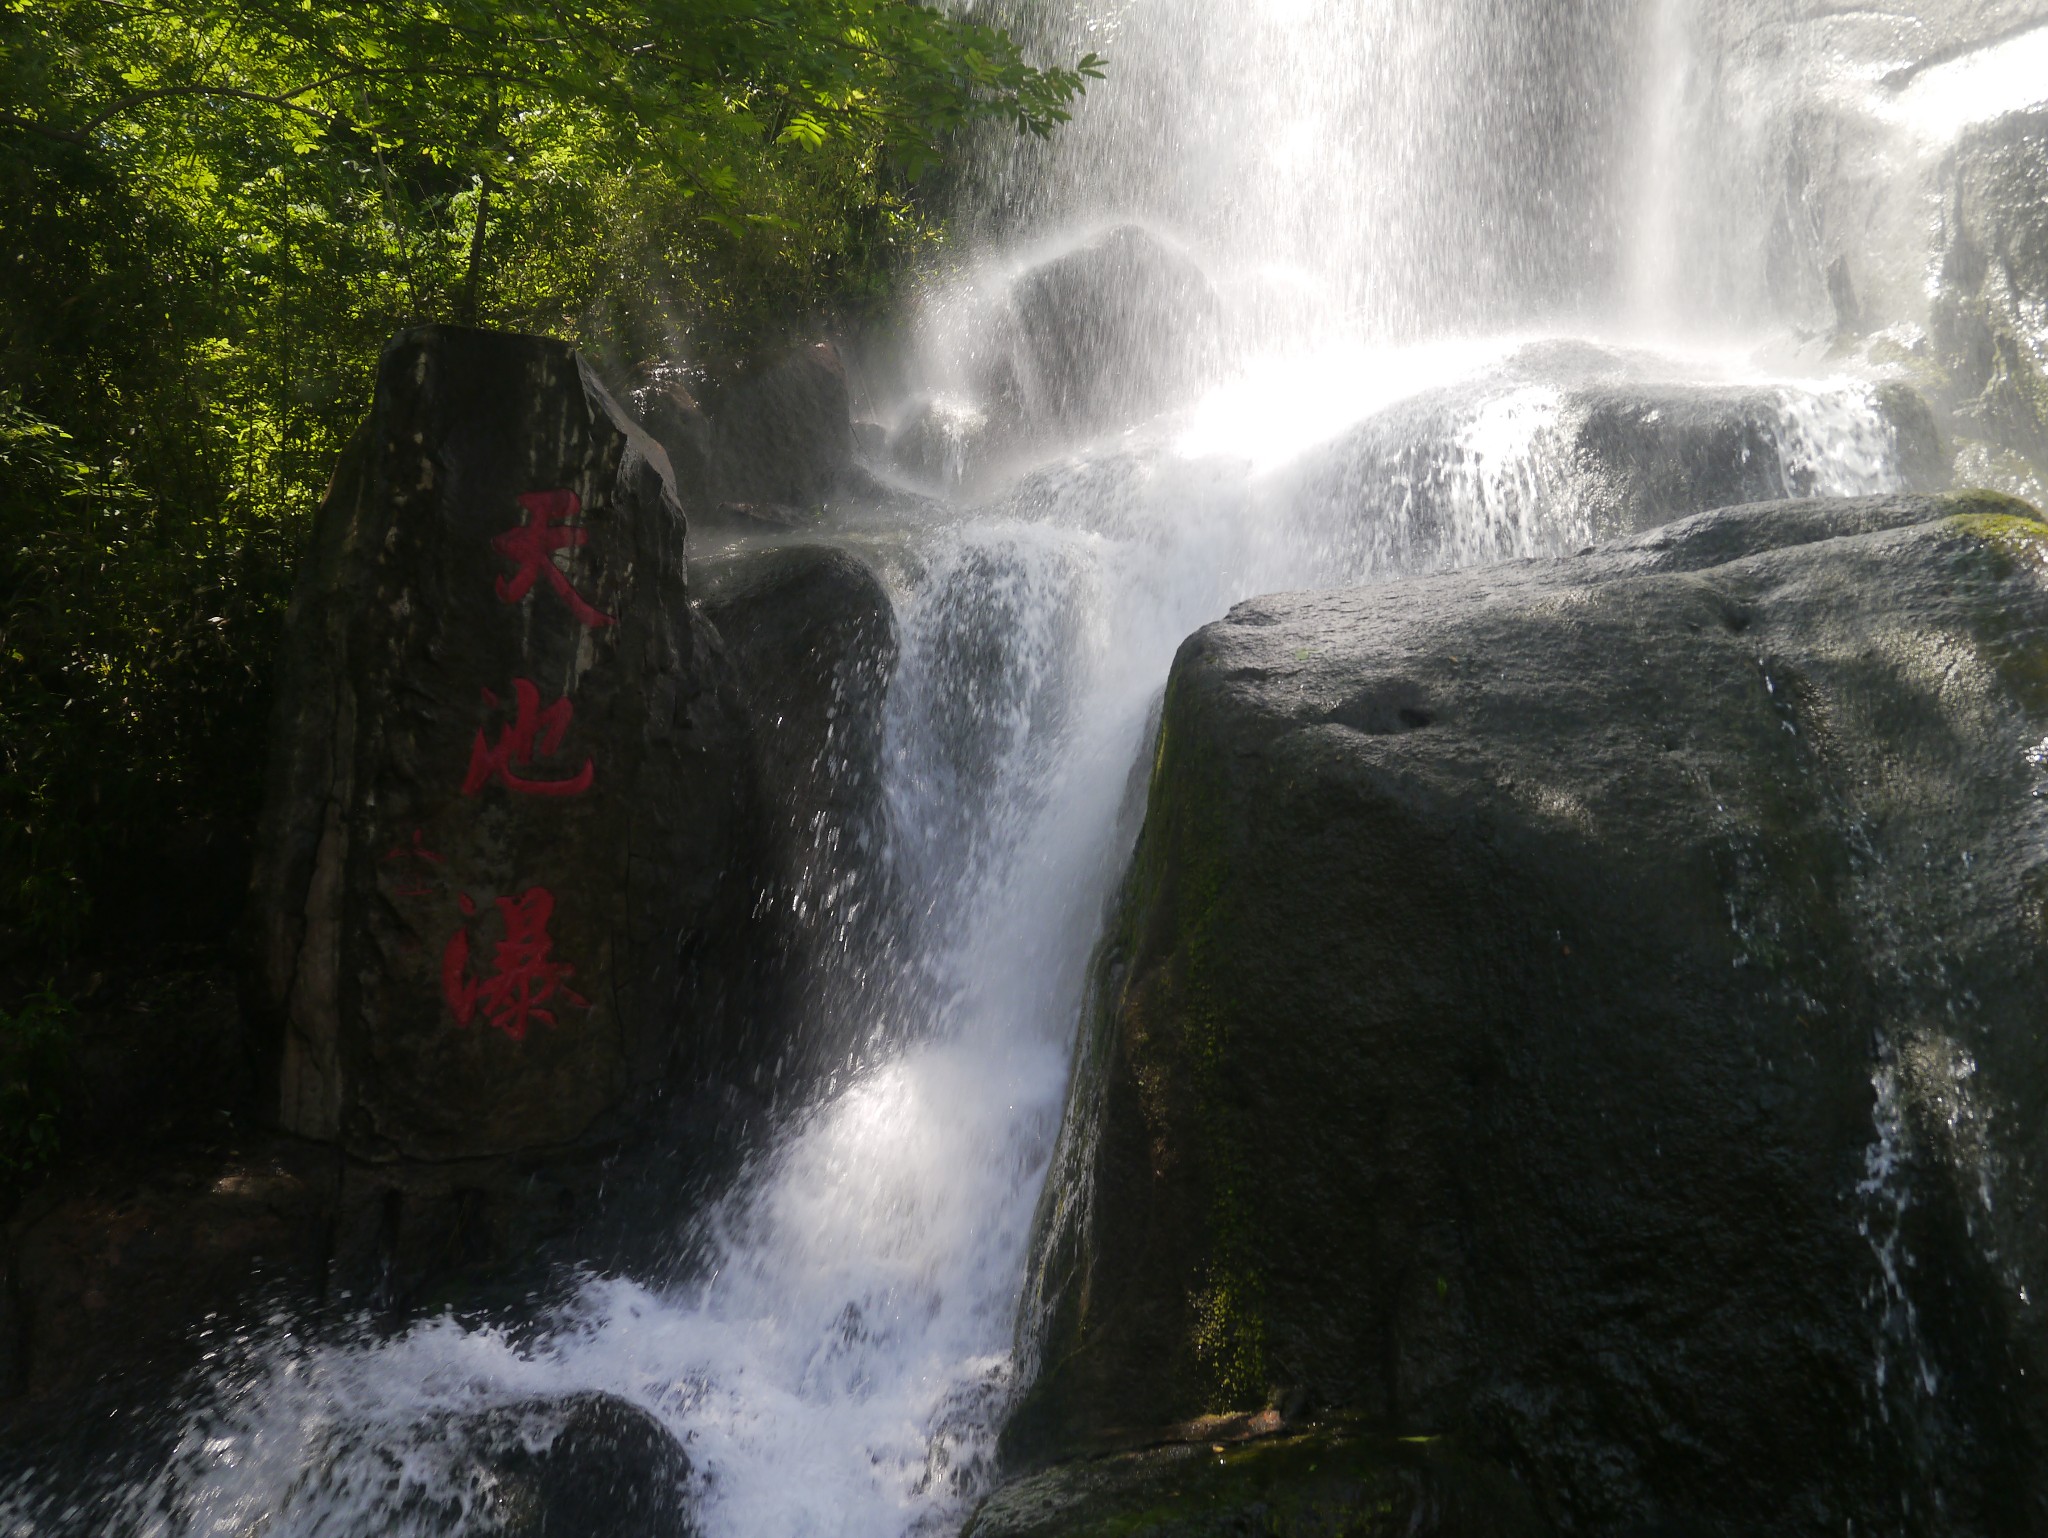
0 0 1097 1199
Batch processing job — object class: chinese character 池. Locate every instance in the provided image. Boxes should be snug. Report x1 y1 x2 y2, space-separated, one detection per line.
493 489 615 629
441 886 590 1041
462 679 594 798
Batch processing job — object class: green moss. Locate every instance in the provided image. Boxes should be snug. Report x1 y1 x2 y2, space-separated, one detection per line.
1947 507 2048 579
1146 701 1271 1413
1189 1268 1269 1408
1942 502 2048 712
1020 675 1275 1440
1944 488 2046 520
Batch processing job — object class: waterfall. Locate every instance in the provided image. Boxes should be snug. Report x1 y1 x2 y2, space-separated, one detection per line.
5 2 1996 1535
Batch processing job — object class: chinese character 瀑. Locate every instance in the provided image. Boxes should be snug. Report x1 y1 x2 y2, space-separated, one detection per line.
380 827 446 899
462 678 594 799
492 489 615 629
440 886 590 1041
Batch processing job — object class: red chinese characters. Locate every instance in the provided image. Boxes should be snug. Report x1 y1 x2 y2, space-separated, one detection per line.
492 489 615 629
436 487 611 1037
441 886 590 1041
462 679 594 798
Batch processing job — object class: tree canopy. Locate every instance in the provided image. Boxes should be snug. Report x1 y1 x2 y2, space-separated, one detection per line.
0 0 1099 962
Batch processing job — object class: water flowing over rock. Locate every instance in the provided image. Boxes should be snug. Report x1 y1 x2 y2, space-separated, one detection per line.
1006 491 2048 1535
695 541 900 1078
1275 343 1945 570
640 341 877 524
884 226 1221 489
438 1393 698 1538
1935 107 2048 485
247 325 764 1294
25 0 2048 1532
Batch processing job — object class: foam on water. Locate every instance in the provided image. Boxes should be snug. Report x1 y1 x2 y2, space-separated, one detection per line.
3 348 1908 1538
0 0 1973 1532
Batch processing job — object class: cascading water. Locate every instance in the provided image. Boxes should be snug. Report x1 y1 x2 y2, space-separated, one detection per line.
10 1 2036 1535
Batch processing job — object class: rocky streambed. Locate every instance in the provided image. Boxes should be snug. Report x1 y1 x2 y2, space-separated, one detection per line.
4 317 2047 1537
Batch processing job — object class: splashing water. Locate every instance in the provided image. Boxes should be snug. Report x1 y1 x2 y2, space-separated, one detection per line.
21 367 1914 1538
5 0 1991 1534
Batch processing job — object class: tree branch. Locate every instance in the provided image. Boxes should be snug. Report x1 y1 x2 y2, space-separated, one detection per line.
78 84 341 136
0 113 89 147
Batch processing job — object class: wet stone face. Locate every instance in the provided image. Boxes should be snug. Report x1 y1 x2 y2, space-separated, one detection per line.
447 1393 698 1538
247 325 765 1288
1008 492 2048 1537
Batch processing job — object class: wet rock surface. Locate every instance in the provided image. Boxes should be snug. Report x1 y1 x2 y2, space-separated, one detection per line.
695 541 899 1076
450 1393 697 1538
1934 106 2048 485
640 340 881 524
965 1425 1541 1538
1010 491 2048 1535
1281 345 1944 570
247 325 765 1294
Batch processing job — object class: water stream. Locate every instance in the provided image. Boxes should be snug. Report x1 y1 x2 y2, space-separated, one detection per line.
12 0 2044 1534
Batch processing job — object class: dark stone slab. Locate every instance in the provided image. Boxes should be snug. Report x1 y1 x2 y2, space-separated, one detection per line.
452 1393 698 1538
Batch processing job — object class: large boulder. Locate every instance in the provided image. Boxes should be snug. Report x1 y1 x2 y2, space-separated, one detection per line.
891 225 1222 486
704 340 862 509
1006 226 1221 435
695 541 899 1076
635 341 894 525
1280 360 1944 574
247 325 765 1296
1007 491 2048 1535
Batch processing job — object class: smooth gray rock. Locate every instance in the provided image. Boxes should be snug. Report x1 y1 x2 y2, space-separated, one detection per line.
1012 490 2048 1536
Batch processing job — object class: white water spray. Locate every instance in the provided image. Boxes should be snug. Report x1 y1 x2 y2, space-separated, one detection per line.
5 1 2006 1535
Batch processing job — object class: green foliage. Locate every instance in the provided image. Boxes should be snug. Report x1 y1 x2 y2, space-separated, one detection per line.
0 987 71 1189
0 0 1097 959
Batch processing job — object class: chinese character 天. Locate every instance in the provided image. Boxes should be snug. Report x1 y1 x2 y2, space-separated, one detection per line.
492 489 616 629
